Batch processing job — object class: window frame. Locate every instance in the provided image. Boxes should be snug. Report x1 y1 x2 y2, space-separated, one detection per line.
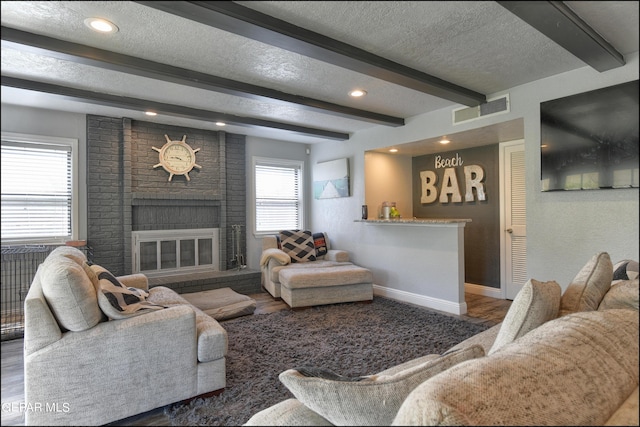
252 156 305 236
1 131 79 245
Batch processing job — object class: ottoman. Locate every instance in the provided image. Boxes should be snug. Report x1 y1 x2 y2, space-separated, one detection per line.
278 264 374 308
181 287 256 320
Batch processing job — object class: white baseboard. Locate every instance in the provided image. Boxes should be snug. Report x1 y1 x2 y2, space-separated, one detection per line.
373 284 467 315
464 282 503 299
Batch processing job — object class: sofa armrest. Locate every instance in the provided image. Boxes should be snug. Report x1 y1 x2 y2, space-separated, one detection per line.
262 235 279 251
261 248 291 267
117 273 149 290
324 249 349 263
25 305 198 425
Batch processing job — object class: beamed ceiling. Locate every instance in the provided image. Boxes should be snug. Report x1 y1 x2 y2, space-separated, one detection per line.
1 1 638 146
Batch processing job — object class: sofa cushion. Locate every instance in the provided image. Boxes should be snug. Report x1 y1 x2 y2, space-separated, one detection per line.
279 345 484 426
560 251 613 316
489 278 561 354
40 255 103 332
598 279 639 311
605 387 639 426
280 230 316 263
48 245 87 265
180 287 256 321
313 232 329 258
613 259 639 281
279 264 372 289
393 309 639 426
90 264 165 320
244 398 334 426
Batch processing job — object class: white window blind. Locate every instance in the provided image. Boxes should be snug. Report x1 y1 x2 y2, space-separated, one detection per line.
1 135 75 244
254 158 304 233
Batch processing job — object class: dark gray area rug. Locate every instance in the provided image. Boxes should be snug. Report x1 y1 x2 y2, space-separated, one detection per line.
165 296 489 426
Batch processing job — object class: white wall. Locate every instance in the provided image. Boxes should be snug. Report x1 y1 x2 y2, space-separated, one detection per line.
309 52 639 293
364 151 413 219
1 104 88 240
244 136 310 270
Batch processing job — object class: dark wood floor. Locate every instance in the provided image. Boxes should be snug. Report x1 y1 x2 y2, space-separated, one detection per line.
0 291 511 426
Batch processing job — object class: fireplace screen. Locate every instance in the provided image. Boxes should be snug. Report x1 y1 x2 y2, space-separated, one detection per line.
132 228 219 277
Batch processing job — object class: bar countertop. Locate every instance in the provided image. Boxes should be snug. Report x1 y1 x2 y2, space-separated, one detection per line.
354 218 471 225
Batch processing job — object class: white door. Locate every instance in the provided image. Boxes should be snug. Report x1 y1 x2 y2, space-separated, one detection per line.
500 140 527 300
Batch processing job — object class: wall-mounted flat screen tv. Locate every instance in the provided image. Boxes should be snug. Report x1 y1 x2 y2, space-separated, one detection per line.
540 80 638 191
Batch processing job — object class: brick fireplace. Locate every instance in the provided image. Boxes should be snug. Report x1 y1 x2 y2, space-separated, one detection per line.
86 116 260 294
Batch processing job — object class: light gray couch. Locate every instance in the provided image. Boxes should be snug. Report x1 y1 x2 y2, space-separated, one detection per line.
23 246 228 426
261 233 373 308
246 253 639 426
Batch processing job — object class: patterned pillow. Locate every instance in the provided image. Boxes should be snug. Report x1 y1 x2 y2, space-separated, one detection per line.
313 232 328 258
613 259 639 281
279 230 316 263
559 252 613 316
279 345 484 426
489 278 561 354
89 264 164 319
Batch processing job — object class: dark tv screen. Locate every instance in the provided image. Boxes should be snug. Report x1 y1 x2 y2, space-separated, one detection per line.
540 80 639 191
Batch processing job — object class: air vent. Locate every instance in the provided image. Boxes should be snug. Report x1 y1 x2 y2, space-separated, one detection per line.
452 94 509 125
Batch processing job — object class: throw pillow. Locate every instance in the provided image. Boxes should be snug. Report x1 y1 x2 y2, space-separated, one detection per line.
488 278 561 355
613 259 639 281
559 252 613 316
93 267 164 320
279 230 316 263
598 279 639 311
313 232 328 258
40 255 103 332
279 345 484 426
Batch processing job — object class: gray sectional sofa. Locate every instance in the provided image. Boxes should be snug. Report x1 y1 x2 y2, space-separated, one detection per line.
246 252 639 426
23 246 228 426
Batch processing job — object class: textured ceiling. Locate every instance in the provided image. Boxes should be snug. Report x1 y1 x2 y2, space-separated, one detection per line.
1 1 638 146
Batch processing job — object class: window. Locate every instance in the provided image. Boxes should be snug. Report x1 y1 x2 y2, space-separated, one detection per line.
254 157 304 234
1 132 78 244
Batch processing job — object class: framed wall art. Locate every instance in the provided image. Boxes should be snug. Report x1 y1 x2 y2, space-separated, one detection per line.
313 158 350 199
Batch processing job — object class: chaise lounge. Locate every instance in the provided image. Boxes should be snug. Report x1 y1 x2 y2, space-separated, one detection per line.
260 230 373 308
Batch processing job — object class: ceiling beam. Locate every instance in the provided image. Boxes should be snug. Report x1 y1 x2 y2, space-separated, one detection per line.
0 26 402 127
497 1 625 72
1 76 350 141
134 1 487 107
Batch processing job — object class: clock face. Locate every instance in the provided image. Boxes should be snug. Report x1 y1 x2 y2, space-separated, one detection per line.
152 135 201 181
163 143 193 173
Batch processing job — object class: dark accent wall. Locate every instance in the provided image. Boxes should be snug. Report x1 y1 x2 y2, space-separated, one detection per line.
87 115 246 276
412 144 500 288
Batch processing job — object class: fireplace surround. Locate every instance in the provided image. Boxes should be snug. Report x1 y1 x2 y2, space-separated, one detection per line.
86 115 259 293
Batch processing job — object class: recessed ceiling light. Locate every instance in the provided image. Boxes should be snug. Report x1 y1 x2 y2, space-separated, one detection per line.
84 18 118 33
439 137 451 144
349 89 367 97
389 148 398 153
145 111 157 116
215 122 226 127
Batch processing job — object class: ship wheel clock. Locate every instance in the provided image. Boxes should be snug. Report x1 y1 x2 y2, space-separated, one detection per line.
152 134 202 181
